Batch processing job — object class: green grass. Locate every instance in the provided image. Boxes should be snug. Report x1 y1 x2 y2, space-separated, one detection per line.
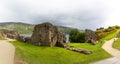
113 38 120 50
10 29 120 64
11 41 111 64
101 29 120 40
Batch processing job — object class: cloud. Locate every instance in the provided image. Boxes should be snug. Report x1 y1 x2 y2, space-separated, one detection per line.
0 0 109 30
103 0 120 28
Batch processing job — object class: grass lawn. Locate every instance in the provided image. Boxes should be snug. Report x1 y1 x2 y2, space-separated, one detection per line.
113 38 120 50
11 41 111 64
10 29 120 64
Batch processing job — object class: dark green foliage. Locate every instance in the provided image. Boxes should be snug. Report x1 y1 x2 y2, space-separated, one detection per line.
76 32 86 43
69 29 85 43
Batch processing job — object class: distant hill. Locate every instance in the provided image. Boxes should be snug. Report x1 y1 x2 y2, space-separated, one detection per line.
0 22 79 34
0 22 34 34
0 22 31 26
57 26 74 34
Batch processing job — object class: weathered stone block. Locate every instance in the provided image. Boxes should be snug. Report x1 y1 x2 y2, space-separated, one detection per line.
31 22 67 47
85 29 97 45
1 29 19 39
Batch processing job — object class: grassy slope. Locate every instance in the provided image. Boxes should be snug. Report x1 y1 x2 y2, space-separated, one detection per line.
10 29 120 64
113 38 120 50
101 29 120 40
12 41 111 64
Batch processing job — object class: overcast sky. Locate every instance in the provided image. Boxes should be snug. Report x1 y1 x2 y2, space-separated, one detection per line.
0 0 120 30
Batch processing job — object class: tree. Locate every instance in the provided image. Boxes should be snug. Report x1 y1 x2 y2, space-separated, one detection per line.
77 32 85 43
69 29 78 42
69 29 85 43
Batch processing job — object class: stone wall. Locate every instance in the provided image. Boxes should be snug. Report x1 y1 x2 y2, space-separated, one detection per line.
85 29 97 45
1 29 19 39
31 22 67 47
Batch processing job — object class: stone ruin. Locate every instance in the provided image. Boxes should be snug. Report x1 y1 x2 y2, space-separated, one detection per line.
116 32 120 38
30 22 92 54
1 29 19 39
85 29 97 45
0 29 30 42
31 22 67 47
0 22 92 54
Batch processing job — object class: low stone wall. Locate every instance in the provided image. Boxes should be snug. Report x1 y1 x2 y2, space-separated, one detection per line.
1 29 19 39
66 46 92 54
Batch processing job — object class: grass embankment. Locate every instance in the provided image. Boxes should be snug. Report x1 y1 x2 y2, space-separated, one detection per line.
101 29 120 40
113 38 120 50
11 29 120 64
12 41 111 64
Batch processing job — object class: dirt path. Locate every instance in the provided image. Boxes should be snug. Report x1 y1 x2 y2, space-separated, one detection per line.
102 38 120 58
0 40 15 64
92 38 120 64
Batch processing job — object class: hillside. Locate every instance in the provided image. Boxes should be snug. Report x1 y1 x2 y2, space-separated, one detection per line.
96 26 120 40
0 22 34 34
0 22 76 34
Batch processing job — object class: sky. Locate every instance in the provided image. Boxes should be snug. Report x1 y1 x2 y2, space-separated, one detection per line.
0 0 120 30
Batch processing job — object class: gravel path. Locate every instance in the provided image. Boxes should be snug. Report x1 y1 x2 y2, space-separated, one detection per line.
0 40 15 64
92 38 120 64
102 38 120 58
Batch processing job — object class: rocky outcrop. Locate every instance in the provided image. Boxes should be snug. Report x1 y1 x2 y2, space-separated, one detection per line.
1 29 19 39
31 22 67 47
85 29 97 45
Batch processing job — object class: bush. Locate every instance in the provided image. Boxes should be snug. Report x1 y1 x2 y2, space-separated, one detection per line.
69 29 85 43
77 32 85 43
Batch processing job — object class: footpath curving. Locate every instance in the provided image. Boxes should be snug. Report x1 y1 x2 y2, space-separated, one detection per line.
92 38 120 64
0 40 15 64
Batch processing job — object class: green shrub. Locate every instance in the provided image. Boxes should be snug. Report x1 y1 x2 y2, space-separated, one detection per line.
69 29 85 43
